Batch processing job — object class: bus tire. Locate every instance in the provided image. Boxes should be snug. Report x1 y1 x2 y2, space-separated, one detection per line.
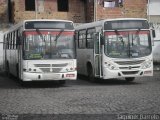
125 77 135 82
87 64 95 82
59 80 66 85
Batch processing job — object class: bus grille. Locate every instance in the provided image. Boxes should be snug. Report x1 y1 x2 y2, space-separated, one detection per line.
34 63 69 73
115 60 145 65
122 71 139 75
52 63 68 67
40 68 62 73
34 64 51 67
34 63 68 67
119 66 140 69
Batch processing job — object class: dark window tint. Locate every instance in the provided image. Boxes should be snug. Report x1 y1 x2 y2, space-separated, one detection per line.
25 0 35 11
58 0 69 12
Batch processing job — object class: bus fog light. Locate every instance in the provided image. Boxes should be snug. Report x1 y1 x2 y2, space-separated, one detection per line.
66 67 74 72
23 68 27 71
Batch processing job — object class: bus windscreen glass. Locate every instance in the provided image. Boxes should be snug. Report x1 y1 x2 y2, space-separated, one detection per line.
23 31 75 60
25 21 74 30
104 20 149 30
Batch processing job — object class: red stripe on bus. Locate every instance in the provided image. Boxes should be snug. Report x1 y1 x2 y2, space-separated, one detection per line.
23 31 74 35
105 31 150 35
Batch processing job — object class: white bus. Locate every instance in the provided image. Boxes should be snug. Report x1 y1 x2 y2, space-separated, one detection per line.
75 18 155 82
3 19 77 84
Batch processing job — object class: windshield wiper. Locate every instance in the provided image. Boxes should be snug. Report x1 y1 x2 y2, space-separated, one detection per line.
36 29 44 41
50 29 64 58
54 29 64 44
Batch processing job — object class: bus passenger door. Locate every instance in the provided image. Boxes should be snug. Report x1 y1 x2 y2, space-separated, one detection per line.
94 33 102 78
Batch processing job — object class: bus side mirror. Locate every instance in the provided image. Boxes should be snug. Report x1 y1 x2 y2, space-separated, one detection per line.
152 29 156 38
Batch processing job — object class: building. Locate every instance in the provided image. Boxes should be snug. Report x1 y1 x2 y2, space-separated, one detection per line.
0 0 8 30
88 0 148 22
8 0 148 24
0 0 8 70
10 0 86 23
0 0 8 22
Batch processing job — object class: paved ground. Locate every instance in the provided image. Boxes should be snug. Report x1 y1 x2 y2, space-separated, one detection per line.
0 71 160 120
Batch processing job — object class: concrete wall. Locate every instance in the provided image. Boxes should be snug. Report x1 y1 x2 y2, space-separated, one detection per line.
0 0 8 23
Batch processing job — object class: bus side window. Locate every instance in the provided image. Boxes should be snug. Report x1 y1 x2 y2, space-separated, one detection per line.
16 30 20 48
94 33 100 54
11 33 13 49
3 35 6 49
78 30 86 49
13 31 15 49
86 28 95 49
8 33 11 49
100 34 104 45
75 31 79 48
6 34 9 49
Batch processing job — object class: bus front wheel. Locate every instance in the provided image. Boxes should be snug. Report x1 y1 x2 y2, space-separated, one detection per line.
125 77 135 82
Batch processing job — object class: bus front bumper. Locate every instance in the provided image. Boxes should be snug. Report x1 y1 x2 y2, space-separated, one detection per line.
102 67 153 79
22 72 77 81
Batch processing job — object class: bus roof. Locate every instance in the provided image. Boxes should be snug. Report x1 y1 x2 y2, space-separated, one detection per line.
4 19 74 34
75 18 148 30
23 19 73 23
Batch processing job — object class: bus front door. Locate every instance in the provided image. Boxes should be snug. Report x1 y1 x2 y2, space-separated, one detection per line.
94 33 102 78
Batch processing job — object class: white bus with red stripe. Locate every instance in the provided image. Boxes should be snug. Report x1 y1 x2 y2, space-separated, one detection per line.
3 19 77 84
75 18 155 82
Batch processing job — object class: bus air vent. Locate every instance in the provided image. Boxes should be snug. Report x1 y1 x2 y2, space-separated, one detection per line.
115 60 145 65
52 63 68 67
34 64 51 67
122 71 139 75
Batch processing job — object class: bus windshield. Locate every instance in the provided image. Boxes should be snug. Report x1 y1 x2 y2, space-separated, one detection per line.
23 31 75 60
104 30 152 58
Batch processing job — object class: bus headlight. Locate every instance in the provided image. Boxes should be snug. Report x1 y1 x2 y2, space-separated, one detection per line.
141 60 152 69
66 67 75 72
104 61 118 70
